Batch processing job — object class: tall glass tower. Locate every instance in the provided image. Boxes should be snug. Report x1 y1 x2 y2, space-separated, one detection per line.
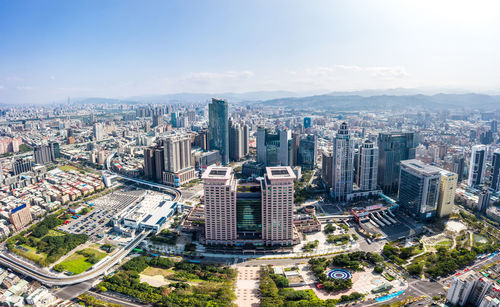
209 98 229 164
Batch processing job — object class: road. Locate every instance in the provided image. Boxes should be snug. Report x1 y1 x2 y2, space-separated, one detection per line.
0 230 150 286
87 290 150 307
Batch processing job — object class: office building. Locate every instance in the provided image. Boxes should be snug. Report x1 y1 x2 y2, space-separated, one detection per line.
229 123 249 161
490 149 500 192
289 132 301 167
13 158 32 175
297 135 318 170
356 140 378 191
193 129 209 151
477 189 490 213
202 165 296 247
303 117 312 129
332 122 354 201
9 203 32 230
491 120 498 133
377 132 417 195
468 145 487 187
170 112 177 128
322 150 333 188
143 145 165 182
202 166 237 245
93 123 104 141
162 131 195 187
261 166 296 246
256 127 290 166
208 98 229 164
437 170 458 217
399 159 441 220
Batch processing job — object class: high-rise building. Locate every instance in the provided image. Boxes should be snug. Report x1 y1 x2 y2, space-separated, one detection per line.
491 120 498 133
202 166 237 245
377 132 417 195
162 131 195 187
289 132 300 167
303 117 312 129
13 158 32 175
229 123 248 161
143 145 165 182
256 127 290 166
356 140 378 191
193 129 209 151
477 189 491 213
321 150 333 188
9 203 32 230
446 270 498 307
468 145 487 187
261 166 296 246
202 165 296 247
152 113 163 128
332 122 354 201
143 147 155 180
437 170 458 218
208 98 229 164
33 142 60 165
170 112 177 128
490 149 500 192
398 159 441 220
93 123 104 141
297 135 317 170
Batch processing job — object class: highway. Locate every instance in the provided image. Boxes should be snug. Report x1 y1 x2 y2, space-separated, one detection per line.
0 230 150 286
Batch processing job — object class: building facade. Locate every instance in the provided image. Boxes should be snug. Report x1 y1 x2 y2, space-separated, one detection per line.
202 166 237 245
490 149 500 192
331 122 354 201
356 140 378 191
162 131 195 187
399 159 441 220
208 98 229 164
256 127 290 166
9 203 32 230
377 132 417 195
468 145 487 187
261 167 296 246
437 170 458 217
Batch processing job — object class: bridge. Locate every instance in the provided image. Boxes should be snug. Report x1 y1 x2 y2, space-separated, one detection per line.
0 230 150 286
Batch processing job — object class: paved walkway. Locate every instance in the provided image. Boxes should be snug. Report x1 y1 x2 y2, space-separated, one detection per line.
234 267 260 307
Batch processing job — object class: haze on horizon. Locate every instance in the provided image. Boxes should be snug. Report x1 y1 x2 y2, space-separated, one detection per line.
1 0 500 104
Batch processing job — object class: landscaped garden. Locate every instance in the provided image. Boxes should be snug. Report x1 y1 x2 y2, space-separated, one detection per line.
53 247 107 274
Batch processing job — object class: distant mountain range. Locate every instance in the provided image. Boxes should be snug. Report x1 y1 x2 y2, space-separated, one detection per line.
9 89 497 111
255 93 500 111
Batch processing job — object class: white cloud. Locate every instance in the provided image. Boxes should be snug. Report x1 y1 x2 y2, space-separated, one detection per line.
0 85 4 90
16 86 35 91
5 76 24 82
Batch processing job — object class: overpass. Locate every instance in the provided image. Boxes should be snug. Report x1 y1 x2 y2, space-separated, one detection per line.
0 230 150 286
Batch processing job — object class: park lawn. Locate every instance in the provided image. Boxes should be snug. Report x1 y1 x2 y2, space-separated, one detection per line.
56 248 107 274
58 165 78 172
141 266 175 278
17 244 47 263
47 229 66 237
435 240 452 248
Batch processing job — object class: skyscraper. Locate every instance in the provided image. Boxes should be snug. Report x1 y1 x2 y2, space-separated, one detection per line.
162 131 195 187
202 165 296 247
297 134 318 170
437 170 458 218
33 142 60 165
256 127 290 166
208 98 229 165
303 117 312 129
202 166 237 246
399 159 441 220
229 123 248 161
356 140 378 191
261 166 296 246
490 149 500 192
467 145 487 187
93 123 104 141
377 132 417 195
332 122 354 201
13 158 32 175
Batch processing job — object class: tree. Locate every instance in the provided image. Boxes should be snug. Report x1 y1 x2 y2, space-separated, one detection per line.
270 274 289 288
374 266 384 274
407 263 423 276
324 223 336 234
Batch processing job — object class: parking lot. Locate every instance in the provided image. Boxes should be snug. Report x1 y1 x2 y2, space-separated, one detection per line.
59 188 148 240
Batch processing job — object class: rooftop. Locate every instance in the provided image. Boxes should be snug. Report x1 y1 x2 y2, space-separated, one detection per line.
401 159 441 176
266 166 296 180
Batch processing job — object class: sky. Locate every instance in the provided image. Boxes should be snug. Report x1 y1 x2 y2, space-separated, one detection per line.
1 0 500 104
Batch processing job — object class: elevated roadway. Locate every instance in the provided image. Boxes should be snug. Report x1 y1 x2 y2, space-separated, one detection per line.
0 230 150 286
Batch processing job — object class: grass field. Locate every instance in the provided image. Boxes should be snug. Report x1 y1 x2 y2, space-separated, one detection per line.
141 266 175 278
435 239 452 248
55 248 107 274
16 244 46 263
58 165 78 172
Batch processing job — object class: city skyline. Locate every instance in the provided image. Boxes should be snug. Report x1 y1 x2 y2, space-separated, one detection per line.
1 0 500 104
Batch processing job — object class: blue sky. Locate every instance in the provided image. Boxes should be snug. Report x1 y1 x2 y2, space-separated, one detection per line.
1 0 500 104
